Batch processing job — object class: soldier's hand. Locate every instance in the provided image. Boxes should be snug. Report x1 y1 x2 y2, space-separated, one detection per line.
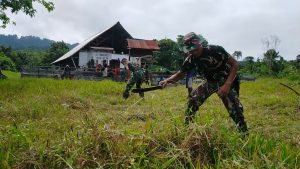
217 84 230 97
159 80 168 88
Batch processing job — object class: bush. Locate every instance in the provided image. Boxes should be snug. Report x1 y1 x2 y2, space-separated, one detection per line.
148 64 171 74
11 50 46 70
0 52 16 71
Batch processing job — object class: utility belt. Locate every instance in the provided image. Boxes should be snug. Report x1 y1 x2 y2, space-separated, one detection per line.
206 73 240 95
205 72 228 82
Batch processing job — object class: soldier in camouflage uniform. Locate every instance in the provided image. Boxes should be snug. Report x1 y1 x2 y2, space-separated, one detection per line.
121 58 144 99
160 32 248 133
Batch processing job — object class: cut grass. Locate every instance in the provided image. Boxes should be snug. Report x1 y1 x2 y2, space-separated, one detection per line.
0 71 299 168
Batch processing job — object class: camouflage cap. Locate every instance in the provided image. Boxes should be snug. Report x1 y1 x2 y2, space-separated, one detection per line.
182 32 208 53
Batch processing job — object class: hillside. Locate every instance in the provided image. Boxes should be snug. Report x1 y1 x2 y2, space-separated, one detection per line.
0 34 78 50
0 71 299 168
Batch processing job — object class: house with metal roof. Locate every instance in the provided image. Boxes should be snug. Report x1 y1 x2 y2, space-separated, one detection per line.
52 22 159 69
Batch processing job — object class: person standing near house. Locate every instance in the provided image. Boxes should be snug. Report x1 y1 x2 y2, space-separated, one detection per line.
102 67 108 77
144 68 151 86
159 32 248 134
96 63 102 77
62 65 71 79
120 68 126 81
121 57 144 99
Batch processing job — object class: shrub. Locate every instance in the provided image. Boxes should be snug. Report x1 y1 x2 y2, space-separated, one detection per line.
0 52 16 71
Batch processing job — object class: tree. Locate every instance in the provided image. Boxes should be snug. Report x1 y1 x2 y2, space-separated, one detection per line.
0 45 47 70
243 56 255 73
43 41 69 65
0 0 54 28
260 35 284 75
11 50 46 70
263 49 282 74
232 51 242 61
0 45 12 56
0 52 16 71
154 39 182 71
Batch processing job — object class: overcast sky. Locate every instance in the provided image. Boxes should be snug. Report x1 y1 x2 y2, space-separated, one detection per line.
2 0 299 60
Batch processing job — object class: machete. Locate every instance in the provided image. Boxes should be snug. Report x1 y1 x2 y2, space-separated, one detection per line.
132 86 163 93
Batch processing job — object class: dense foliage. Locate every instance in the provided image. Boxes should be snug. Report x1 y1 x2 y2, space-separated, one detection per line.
0 34 77 50
154 38 183 71
0 45 46 70
42 41 69 65
0 41 70 70
0 0 54 28
11 50 47 70
0 52 15 71
239 50 299 79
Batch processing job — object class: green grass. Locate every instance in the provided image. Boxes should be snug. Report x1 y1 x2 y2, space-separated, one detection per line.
0 71 299 168
1 70 20 79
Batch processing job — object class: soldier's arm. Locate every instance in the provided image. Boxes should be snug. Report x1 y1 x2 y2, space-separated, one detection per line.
225 56 238 86
159 71 185 88
136 57 141 67
124 63 130 80
217 56 238 97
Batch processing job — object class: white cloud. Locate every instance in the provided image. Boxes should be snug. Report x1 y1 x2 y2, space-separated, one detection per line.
1 0 299 60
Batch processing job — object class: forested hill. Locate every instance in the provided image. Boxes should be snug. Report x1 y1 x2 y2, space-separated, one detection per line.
0 34 78 50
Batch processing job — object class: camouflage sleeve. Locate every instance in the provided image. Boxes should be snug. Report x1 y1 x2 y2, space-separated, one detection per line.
180 56 195 73
215 45 230 62
128 63 136 72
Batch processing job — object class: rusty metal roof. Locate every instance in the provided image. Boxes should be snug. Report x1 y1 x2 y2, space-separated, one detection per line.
127 39 159 50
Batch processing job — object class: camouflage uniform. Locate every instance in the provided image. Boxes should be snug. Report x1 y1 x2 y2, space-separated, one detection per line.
123 63 144 99
186 71 194 97
181 45 248 132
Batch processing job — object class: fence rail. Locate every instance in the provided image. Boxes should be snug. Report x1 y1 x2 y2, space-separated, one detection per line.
21 66 181 85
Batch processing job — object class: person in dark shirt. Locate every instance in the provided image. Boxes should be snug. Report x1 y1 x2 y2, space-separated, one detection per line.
63 65 71 79
143 68 151 86
159 32 248 133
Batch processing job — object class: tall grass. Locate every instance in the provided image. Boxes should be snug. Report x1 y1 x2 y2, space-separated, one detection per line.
0 71 299 168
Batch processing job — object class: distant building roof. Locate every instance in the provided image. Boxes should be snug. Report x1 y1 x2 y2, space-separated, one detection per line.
127 39 159 50
52 22 132 64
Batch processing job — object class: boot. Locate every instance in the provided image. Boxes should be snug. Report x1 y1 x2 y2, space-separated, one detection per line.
123 90 129 99
188 88 193 98
139 92 144 98
185 115 194 125
237 121 249 136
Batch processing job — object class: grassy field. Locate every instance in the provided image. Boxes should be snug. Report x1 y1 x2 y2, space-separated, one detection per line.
0 71 299 168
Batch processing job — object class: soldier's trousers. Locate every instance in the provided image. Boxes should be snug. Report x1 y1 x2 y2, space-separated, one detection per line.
123 75 144 98
185 79 248 132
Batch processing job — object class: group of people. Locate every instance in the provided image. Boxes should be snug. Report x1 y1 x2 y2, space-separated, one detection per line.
121 32 248 134
78 61 125 79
